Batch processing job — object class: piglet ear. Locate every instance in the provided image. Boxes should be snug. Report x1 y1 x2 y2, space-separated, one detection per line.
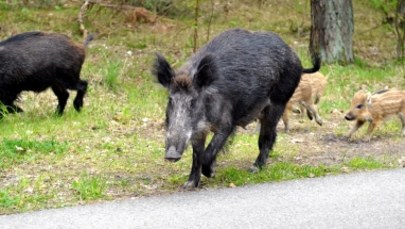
152 53 175 88
193 54 217 90
366 92 372 105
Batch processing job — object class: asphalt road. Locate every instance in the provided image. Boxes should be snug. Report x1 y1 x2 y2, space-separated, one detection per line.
1 168 405 229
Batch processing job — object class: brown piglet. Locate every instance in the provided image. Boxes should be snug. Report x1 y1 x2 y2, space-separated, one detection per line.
282 72 327 132
345 89 405 141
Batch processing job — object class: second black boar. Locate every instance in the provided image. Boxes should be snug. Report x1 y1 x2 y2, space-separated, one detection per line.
153 29 320 189
0 31 93 117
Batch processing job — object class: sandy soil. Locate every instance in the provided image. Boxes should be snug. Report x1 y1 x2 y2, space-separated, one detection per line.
269 111 405 168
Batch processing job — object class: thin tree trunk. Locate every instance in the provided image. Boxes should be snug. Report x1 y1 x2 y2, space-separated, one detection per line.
193 0 200 53
394 0 405 59
310 0 354 64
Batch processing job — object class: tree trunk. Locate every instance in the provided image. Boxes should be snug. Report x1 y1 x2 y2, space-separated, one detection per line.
394 0 405 59
310 0 354 64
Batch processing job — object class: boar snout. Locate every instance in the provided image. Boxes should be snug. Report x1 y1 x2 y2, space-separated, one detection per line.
345 113 355 121
165 146 182 162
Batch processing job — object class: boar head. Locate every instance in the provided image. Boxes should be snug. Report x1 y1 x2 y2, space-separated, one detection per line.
345 90 373 122
152 53 217 162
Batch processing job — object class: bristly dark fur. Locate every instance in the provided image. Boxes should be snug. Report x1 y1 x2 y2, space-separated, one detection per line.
373 88 389 95
152 53 175 88
153 28 321 189
0 31 92 117
173 75 192 91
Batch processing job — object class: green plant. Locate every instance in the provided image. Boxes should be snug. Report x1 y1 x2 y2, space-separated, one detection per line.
347 157 385 170
368 0 398 15
72 175 108 200
0 139 68 169
215 162 337 187
103 61 122 91
0 190 20 208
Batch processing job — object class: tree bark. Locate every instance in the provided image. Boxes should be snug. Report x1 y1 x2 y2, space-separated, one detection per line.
310 0 354 64
394 0 405 59
193 0 200 53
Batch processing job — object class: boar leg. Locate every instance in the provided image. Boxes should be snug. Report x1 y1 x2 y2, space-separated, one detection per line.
183 135 207 189
281 110 290 132
52 85 69 115
1 93 23 114
0 104 23 119
306 109 314 120
6 104 24 113
201 128 234 178
398 113 405 136
348 120 365 139
73 80 88 112
366 121 379 141
301 102 323 126
251 104 283 172
282 101 294 132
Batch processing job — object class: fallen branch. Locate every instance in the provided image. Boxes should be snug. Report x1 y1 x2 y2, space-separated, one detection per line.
78 0 92 37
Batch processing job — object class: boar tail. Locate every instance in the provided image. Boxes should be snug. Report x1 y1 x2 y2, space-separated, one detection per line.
302 53 321 74
83 33 94 47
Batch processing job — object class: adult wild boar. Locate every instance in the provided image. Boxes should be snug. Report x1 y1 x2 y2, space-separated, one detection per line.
153 29 320 189
0 31 93 117
345 88 405 141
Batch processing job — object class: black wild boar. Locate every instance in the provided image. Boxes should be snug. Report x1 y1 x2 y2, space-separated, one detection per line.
0 31 93 117
153 29 320 189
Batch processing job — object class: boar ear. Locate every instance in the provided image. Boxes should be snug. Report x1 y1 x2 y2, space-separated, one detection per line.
366 92 372 105
193 54 217 90
152 53 175 88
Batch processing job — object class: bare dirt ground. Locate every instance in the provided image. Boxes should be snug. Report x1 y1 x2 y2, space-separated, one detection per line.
267 111 405 168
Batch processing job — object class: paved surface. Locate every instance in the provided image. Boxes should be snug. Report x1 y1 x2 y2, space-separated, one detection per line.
1 168 405 229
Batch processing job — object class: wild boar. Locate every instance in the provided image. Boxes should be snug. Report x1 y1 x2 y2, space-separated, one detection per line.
345 89 405 140
0 31 93 117
282 72 327 131
152 29 320 189
302 72 327 106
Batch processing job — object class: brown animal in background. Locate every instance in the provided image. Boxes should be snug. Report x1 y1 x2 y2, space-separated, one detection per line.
302 72 327 105
344 89 405 141
282 72 327 132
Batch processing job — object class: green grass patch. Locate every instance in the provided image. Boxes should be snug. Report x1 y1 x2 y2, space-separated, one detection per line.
0 138 68 169
0 177 57 214
0 190 20 209
72 174 108 201
347 157 385 170
213 162 338 187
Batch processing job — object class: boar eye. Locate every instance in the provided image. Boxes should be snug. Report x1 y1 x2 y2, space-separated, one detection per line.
168 97 173 106
356 104 363 109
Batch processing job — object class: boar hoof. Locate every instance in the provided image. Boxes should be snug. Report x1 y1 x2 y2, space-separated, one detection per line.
248 165 260 173
182 181 199 190
202 166 215 178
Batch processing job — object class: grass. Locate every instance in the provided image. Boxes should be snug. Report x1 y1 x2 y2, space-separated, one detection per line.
72 174 108 201
347 157 385 170
0 191 20 209
0 0 404 214
214 163 337 187
0 138 68 170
